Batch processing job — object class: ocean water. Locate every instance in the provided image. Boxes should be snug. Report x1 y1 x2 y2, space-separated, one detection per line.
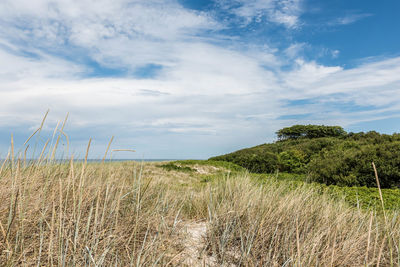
0 159 181 164
86 159 179 162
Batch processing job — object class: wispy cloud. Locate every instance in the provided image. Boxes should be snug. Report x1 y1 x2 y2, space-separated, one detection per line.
216 0 303 28
0 0 399 158
284 42 306 58
330 12 373 26
0 0 222 72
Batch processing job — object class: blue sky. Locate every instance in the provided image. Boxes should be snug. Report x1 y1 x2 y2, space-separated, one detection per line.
0 0 400 159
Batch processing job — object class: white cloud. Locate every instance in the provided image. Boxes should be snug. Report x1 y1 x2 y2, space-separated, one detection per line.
0 0 222 70
281 57 400 104
284 59 343 90
284 43 306 58
270 0 302 28
331 50 340 58
218 0 303 28
330 13 373 26
0 0 399 158
277 57 400 130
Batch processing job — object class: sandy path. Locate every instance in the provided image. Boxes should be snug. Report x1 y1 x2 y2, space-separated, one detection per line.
181 221 217 266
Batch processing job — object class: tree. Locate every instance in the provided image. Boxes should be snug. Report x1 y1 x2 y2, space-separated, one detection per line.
276 125 346 141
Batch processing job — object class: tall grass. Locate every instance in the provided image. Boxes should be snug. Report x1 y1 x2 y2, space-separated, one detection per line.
204 175 400 266
1 158 400 266
0 158 192 266
1 119 399 266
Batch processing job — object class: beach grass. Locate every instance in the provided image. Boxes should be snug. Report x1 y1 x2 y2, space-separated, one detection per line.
0 118 399 266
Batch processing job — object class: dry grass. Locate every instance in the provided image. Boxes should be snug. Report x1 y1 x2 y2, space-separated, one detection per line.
0 159 195 266
204 175 400 266
0 131 399 266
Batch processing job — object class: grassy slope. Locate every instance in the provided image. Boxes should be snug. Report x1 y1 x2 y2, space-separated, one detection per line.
174 160 400 211
255 172 400 211
1 159 399 266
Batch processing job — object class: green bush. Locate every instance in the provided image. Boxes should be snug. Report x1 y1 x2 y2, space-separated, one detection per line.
323 184 400 211
278 149 307 173
159 163 194 172
211 150 278 173
210 137 340 174
308 142 400 188
211 125 400 188
253 172 400 211
176 160 246 172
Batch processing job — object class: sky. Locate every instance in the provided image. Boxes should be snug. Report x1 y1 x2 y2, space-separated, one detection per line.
0 0 400 159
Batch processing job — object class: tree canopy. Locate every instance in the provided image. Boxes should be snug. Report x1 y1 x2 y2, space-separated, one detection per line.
276 125 347 140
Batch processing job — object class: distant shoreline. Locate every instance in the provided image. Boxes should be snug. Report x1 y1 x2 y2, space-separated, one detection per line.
0 159 187 162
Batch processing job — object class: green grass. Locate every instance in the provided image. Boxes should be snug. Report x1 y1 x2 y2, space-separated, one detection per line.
321 184 400 211
161 160 400 212
175 159 246 172
158 162 195 172
249 171 400 211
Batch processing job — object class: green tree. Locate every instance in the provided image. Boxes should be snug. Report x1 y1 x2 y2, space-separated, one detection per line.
276 125 346 141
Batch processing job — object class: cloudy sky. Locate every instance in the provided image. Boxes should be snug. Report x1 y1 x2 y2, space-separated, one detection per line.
0 0 400 159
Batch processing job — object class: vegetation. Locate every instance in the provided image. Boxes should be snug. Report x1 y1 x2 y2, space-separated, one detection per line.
159 162 195 172
1 157 400 266
321 183 400 211
249 172 400 211
205 176 400 266
276 124 347 140
308 141 400 187
1 120 400 266
175 159 246 172
211 125 400 188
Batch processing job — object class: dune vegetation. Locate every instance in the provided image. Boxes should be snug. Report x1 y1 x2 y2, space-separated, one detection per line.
211 125 400 188
0 158 400 266
1 123 400 266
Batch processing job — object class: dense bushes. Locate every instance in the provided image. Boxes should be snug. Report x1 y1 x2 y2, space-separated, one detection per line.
211 125 400 188
308 142 400 188
277 149 307 173
210 136 340 174
214 150 278 173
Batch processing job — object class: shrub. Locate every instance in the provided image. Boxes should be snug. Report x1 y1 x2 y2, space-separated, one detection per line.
277 149 307 173
210 137 340 174
211 125 400 188
308 142 400 188
211 151 278 173
159 162 194 172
